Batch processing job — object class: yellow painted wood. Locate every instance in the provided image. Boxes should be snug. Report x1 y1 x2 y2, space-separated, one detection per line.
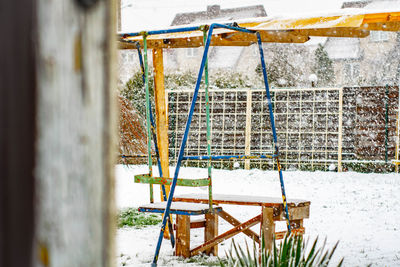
153 48 171 200
153 48 172 239
119 11 400 49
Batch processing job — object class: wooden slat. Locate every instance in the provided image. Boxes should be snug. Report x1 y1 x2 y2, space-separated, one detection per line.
175 215 190 258
173 220 206 230
191 220 206 229
135 174 210 187
275 227 305 240
139 202 222 216
190 215 261 256
274 205 310 221
218 210 260 244
173 193 310 207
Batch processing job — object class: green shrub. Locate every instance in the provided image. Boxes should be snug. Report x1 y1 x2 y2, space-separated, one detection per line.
220 234 343 267
211 72 253 89
165 71 197 89
120 71 155 118
118 207 161 228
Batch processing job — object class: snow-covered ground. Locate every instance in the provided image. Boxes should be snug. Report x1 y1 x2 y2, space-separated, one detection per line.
116 165 400 267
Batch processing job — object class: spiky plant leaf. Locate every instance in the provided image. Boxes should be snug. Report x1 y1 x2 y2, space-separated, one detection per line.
220 233 342 267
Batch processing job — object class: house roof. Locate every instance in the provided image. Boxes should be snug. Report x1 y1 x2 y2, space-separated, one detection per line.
324 38 362 60
171 5 267 26
341 0 372 9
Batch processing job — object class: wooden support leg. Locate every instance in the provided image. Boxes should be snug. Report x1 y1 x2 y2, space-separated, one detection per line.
175 215 190 258
204 213 218 256
261 207 275 251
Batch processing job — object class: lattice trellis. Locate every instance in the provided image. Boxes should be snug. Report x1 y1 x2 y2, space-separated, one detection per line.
167 88 343 171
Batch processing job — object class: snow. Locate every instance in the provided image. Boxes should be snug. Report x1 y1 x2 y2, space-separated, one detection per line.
210 47 244 69
329 163 336 171
116 165 400 267
324 38 361 60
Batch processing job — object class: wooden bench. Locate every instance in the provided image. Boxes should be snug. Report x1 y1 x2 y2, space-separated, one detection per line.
173 193 310 256
138 202 222 258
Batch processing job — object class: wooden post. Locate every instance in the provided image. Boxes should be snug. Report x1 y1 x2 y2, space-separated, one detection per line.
245 89 252 170
33 1 117 267
338 88 343 172
175 215 191 258
153 48 171 199
204 213 218 256
261 207 275 251
153 48 172 239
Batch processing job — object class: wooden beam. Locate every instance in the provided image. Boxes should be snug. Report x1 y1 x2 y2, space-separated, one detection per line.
218 210 260 244
190 215 261 256
175 215 190 258
261 207 275 251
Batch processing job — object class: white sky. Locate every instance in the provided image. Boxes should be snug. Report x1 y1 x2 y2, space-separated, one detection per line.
121 0 346 32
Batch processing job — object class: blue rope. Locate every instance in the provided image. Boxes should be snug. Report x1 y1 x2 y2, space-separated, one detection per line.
256 32 291 233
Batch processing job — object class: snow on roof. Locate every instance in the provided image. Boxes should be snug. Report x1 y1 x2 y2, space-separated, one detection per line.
364 0 400 10
171 5 267 26
324 37 362 60
209 46 244 69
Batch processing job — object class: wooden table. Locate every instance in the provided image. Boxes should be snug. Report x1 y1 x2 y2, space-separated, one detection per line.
173 193 310 256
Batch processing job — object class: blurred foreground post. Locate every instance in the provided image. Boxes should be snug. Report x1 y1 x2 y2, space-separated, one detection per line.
0 0 117 267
